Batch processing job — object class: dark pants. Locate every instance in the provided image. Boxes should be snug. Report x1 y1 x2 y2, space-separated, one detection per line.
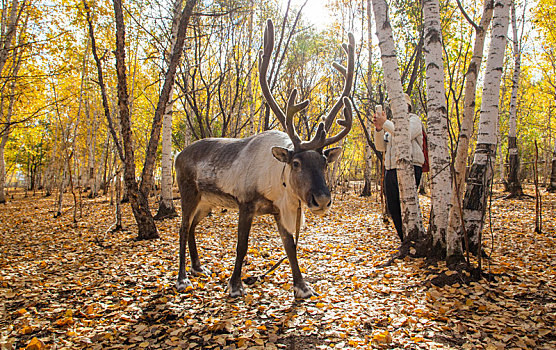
384 166 422 242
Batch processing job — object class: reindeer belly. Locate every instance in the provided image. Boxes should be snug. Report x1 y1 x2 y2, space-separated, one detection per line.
197 182 239 209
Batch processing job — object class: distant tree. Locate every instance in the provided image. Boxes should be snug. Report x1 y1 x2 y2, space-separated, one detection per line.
505 0 525 198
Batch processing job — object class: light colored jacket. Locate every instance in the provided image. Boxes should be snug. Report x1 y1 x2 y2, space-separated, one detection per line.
374 113 425 170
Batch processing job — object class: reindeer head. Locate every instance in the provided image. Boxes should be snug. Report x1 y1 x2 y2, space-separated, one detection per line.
259 19 355 215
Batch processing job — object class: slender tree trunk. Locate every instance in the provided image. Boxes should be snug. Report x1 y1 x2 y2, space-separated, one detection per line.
548 140 556 192
362 122 373 196
361 0 374 197
0 3 25 203
371 0 425 245
113 0 159 240
138 0 197 198
463 0 510 255
446 0 494 260
247 0 256 135
422 0 452 257
86 101 98 197
0 142 6 203
506 1 523 197
155 0 182 220
55 165 67 218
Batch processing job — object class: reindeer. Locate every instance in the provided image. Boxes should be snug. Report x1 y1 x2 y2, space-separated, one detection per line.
175 19 355 298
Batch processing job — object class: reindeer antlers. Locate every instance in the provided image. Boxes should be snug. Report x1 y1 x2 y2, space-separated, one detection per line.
259 19 355 152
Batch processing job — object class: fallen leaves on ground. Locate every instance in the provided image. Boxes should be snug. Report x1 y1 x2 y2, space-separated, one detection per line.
0 185 555 349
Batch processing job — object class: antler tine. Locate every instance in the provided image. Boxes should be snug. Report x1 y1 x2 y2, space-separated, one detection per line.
259 19 287 129
323 32 355 134
285 89 309 150
299 122 326 151
321 97 353 149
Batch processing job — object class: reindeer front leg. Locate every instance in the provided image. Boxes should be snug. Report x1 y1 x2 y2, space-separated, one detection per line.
228 204 255 297
274 215 316 299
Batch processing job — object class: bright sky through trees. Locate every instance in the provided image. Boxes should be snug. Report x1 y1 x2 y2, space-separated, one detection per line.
281 0 331 29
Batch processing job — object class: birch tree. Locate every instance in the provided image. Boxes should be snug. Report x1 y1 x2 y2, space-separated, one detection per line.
422 0 452 255
0 0 26 203
446 0 493 261
361 0 374 197
462 0 511 254
506 0 525 198
154 0 182 220
371 0 425 244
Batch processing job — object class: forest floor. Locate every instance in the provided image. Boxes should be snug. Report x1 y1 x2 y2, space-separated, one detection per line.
0 184 555 350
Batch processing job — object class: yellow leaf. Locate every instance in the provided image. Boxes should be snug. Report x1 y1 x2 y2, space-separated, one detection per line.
17 308 27 315
245 319 252 327
411 336 424 342
372 330 392 344
20 326 33 334
85 305 95 315
256 325 267 331
55 317 74 327
316 303 325 308
26 337 45 350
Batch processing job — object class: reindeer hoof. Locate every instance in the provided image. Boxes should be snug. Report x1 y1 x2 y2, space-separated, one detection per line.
228 280 245 298
294 282 317 299
176 278 193 292
191 265 211 277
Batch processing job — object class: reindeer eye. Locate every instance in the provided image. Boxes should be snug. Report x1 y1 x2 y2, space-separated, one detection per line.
292 160 301 169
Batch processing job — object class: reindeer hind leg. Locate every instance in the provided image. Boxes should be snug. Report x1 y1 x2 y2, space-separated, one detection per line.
189 205 211 276
176 181 200 292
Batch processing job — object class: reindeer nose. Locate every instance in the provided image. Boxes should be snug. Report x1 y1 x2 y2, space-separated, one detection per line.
309 193 332 211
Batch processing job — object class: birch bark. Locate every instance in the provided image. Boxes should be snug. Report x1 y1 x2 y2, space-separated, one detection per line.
506 0 523 197
422 0 452 254
155 0 182 220
463 0 510 254
361 0 374 197
446 0 493 261
0 0 25 203
371 0 425 243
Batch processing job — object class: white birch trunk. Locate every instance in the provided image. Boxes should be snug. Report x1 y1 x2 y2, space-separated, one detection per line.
506 1 523 197
155 0 182 220
371 0 425 243
446 0 494 260
0 2 24 203
247 0 255 135
361 0 374 197
422 0 452 254
463 0 510 253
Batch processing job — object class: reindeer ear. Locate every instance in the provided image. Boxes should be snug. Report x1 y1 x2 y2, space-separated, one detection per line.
272 147 292 163
324 147 342 163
